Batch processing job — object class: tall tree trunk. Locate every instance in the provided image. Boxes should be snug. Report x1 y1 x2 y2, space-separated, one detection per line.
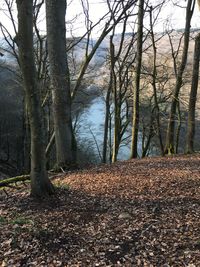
111 69 119 162
110 37 120 163
130 0 145 158
164 0 195 154
16 0 54 197
45 0 76 169
149 6 164 156
102 75 112 163
186 32 200 153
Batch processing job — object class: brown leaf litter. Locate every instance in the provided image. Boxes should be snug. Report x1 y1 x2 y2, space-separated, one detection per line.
0 154 200 266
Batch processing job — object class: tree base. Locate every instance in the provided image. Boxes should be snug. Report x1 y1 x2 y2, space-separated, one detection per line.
30 179 55 198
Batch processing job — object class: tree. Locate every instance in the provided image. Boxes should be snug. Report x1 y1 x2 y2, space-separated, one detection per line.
110 30 134 163
16 0 54 197
130 0 145 158
164 0 195 154
185 32 200 153
102 55 112 164
45 0 77 169
45 0 137 166
148 5 164 156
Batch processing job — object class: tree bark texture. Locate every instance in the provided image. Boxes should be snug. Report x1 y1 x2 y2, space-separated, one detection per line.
110 38 120 163
16 0 54 197
186 32 200 153
46 0 76 168
102 75 112 163
130 0 144 158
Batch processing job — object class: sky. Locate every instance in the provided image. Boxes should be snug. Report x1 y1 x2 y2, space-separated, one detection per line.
0 0 200 38
66 0 200 36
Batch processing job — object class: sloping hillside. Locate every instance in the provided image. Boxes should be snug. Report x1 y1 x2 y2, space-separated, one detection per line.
0 155 200 266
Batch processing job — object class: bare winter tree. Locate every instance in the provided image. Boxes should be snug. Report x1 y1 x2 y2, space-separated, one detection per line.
164 0 195 154
130 0 145 158
16 0 54 197
185 32 200 153
45 0 137 166
141 3 165 157
45 0 77 169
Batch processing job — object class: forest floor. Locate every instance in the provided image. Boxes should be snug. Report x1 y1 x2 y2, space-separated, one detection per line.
0 155 200 266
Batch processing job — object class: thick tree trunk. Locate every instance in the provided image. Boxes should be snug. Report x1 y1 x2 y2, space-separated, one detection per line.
16 0 54 197
186 32 200 153
164 0 195 154
130 0 144 158
45 0 76 169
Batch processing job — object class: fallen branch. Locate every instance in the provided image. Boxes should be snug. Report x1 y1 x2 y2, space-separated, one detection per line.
0 175 30 188
0 172 66 189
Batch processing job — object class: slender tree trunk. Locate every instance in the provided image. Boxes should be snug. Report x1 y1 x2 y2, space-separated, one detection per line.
130 0 144 158
149 6 164 156
102 75 112 163
16 0 54 197
45 0 76 169
112 101 120 163
109 38 121 163
111 75 119 162
164 0 195 154
175 101 181 154
109 110 112 164
186 32 200 153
